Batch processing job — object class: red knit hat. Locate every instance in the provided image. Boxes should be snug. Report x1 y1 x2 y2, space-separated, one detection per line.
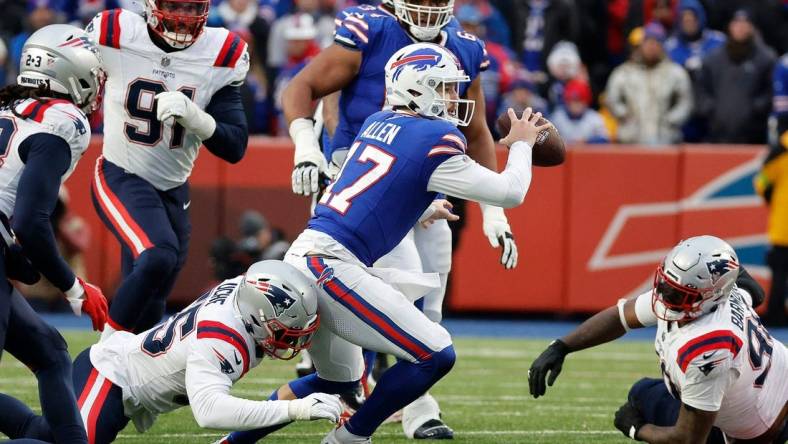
563 79 592 105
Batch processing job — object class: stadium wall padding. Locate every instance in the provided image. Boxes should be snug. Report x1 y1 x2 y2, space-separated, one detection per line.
67 138 769 314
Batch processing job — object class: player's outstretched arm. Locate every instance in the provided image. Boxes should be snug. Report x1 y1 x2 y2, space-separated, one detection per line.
528 295 649 398
12 133 108 330
186 340 343 430
284 44 361 196
202 85 248 164
616 401 716 443
427 108 547 208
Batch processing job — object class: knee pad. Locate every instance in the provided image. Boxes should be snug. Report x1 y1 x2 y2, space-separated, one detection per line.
426 345 455 379
137 246 178 278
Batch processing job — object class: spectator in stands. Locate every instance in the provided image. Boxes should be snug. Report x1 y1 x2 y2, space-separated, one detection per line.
549 79 609 144
545 41 585 111
513 0 579 90
496 75 548 138
10 0 62 74
664 0 725 142
456 4 514 131
696 9 776 144
454 0 511 48
215 0 260 31
754 53 788 327
605 22 692 145
701 0 788 56
237 210 290 262
267 0 333 70
237 30 272 134
273 13 319 134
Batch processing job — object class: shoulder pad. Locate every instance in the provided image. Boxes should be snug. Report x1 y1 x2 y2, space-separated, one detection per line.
676 329 742 373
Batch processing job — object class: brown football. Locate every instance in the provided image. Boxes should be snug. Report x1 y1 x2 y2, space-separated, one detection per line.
496 111 565 167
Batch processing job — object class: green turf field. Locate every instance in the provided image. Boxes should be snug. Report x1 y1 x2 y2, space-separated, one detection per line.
0 331 661 443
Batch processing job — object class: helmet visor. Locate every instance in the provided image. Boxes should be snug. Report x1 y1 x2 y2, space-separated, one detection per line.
651 265 704 321
262 316 320 360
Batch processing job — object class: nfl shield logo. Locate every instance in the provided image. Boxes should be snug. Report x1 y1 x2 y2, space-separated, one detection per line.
161 56 170 67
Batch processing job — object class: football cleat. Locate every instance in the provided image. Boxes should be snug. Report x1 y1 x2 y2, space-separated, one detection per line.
321 425 372 444
413 419 454 440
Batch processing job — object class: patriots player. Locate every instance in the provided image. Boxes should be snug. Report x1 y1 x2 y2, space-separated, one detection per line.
0 261 344 444
0 24 108 444
85 0 249 338
222 43 547 444
529 236 788 444
288 1 521 437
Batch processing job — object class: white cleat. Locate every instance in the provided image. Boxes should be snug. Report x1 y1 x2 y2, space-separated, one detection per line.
321 425 372 444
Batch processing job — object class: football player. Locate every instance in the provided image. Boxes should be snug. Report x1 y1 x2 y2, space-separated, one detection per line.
0 24 108 443
528 235 788 444
0 260 344 444
223 43 548 444
288 0 524 438
85 0 249 339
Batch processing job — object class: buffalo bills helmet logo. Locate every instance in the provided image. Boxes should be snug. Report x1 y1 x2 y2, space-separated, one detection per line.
247 279 296 316
389 47 443 81
706 258 739 282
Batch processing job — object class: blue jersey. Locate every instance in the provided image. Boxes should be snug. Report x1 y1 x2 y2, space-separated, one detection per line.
309 110 467 266
328 9 487 161
774 54 788 120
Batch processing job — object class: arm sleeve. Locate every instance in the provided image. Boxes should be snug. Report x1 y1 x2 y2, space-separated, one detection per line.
11 133 76 291
736 266 765 308
633 290 658 327
203 85 248 164
185 337 292 430
427 141 532 208
680 354 738 412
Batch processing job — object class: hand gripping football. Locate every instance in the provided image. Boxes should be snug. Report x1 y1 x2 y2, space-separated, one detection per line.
496 111 565 167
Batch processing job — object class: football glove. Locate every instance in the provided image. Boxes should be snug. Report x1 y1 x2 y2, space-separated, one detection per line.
290 118 327 196
614 400 646 441
528 339 570 398
287 393 343 422
65 278 108 332
155 91 216 140
481 204 518 269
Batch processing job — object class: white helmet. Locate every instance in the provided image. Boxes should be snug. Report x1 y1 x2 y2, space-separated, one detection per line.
235 260 320 360
17 24 105 113
393 0 454 41
652 235 739 321
385 43 474 126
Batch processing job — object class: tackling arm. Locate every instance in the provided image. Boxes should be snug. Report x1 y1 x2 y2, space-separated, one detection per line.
529 294 651 398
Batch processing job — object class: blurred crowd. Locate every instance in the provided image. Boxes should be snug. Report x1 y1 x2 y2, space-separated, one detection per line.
1 0 787 145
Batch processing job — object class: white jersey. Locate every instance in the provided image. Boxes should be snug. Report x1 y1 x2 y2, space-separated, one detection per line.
636 288 788 439
0 99 90 217
90 276 292 432
86 9 249 190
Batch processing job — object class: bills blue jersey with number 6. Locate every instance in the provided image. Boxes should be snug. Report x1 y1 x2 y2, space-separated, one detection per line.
309 110 467 266
327 9 488 161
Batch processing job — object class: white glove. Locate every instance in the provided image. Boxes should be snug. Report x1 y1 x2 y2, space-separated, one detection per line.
290 118 327 196
287 393 343 422
481 204 518 269
154 91 216 140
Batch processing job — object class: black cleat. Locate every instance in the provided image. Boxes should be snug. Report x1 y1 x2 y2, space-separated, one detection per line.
413 419 454 440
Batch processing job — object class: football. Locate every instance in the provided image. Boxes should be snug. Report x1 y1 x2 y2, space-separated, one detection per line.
496 111 566 167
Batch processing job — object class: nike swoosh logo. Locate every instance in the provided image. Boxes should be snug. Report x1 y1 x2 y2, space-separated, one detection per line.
702 351 717 360
233 350 241 365
183 201 191 210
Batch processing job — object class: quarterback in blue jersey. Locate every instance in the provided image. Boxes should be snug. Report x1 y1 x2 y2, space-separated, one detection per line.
221 43 547 444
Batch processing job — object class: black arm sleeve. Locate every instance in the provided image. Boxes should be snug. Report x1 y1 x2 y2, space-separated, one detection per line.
11 133 75 292
736 266 765 309
203 85 248 164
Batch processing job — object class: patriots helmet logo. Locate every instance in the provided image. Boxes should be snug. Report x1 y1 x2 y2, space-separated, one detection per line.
706 258 739 282
389 47 443 82
212 348 235 374
247 280 296 317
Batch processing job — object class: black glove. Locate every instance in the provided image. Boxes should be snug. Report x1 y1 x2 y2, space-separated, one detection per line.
5 243 39 285
528 339 570 398
614 400 646 441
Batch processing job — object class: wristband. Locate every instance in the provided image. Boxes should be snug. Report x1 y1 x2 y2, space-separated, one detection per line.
617 298 631 332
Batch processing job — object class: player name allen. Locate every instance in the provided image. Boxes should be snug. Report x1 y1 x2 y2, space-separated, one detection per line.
360 121 401 145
